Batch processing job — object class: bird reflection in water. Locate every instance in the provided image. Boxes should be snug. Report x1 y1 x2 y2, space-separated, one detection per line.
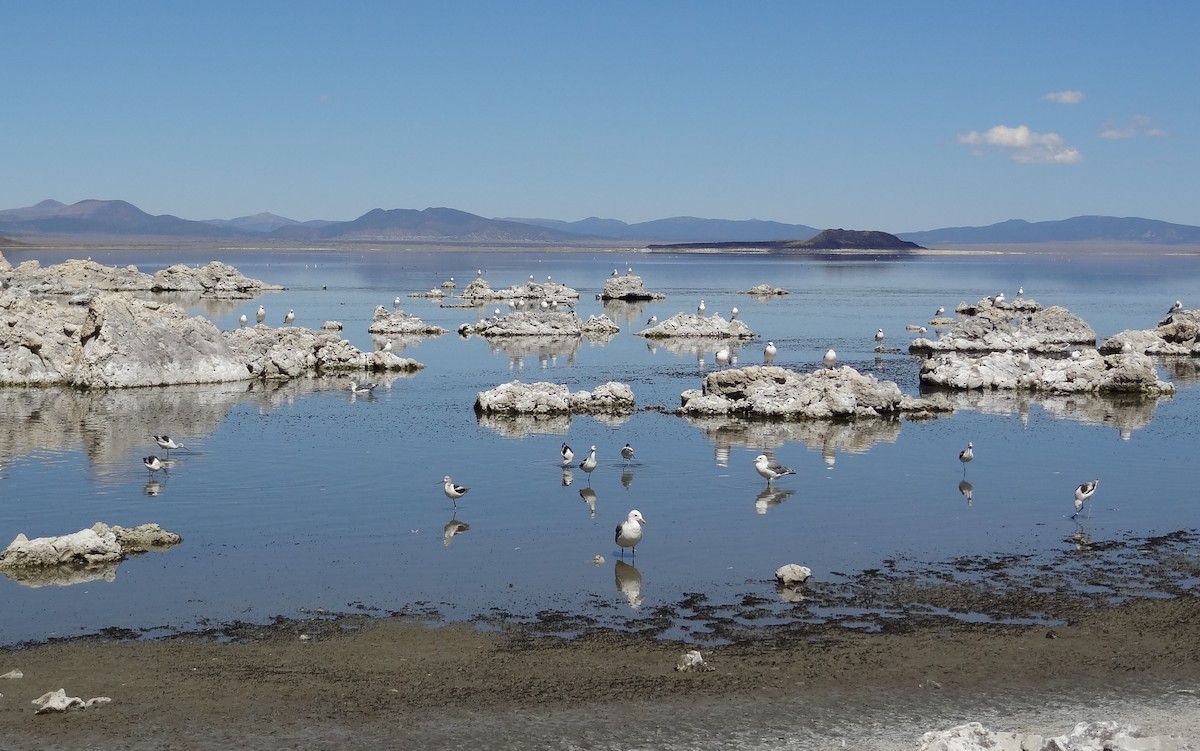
143 479 165 497
620 469 634 490
754 486 794 514
614 560 643 609
442 515 470 546
958 479 974 506
561 467 574 487
579 487 597 518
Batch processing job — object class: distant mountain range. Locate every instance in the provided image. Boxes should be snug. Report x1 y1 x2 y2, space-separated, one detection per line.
1 199 1198 246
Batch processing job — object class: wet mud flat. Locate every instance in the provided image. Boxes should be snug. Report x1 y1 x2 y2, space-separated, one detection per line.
1 530 1197 750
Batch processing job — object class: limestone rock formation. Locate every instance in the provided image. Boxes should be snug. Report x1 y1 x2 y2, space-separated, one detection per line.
0 522 182 588
774 564 812 585
224 325 422 380
638 313 756 339
910 299 1095 354
919 348 1175 395
1101 308 1200 355
0 253 282 299
457 310 615 338
600 274 665 301
367 305 447 336
474 380 635 415
680 365 948 419
739 284 789 296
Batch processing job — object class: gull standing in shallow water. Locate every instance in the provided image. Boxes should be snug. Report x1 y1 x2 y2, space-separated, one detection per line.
621 443 635 464
579 446 598 480
151 434 186 452
561 442 574 467
143 456 165 476
1073 479 1099 518
753 454 795 487
442 476 469 506
874 328 885 349
958 442 974 471
615 509 646 558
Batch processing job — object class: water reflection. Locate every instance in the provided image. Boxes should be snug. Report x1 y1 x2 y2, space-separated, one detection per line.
442 515 470 546
958 479 974 506
579 487 597 517
368 333 438 353
754 486 795 514
144 479 166 497
484 336 582 368
936 389 1169 438
614 560 643 609
475 412 572 438
561 468 574 487
601 299 649 330
620 469 634 490
1158 357 1200 386
683 415 902 463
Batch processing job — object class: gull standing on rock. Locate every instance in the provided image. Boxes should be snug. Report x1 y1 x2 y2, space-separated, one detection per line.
1072 479 1099 518
1169 300 1183 315
730 306 739 320
823 349 837 367
283 309 295 325
615 509 646 558
935 306 945 317
697 300 706 314
256 305 266 324
753 454 796 487
239 313 248 327
875 328 885 349
442 476 469 506
646 315 657 325
764 341 777 363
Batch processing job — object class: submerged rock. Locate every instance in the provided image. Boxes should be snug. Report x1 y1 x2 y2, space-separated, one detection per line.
474 380 635 415
739 283 789 296
600 274 665 301
680 365 949 419
919 349 1174 395
638 313 756 339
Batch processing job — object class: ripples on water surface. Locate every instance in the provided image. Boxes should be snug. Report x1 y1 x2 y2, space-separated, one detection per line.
1 247 1198 647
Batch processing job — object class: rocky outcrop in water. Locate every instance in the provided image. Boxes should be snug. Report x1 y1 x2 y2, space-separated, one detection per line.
679 364 950 419
918 348 1174 395
0 290 421 387
0 253 282 299
1101 308 1200 356
739 284 789 296
0 522 182 588
457 277 580 305
638 313 755 339
367 305 447 336
910 298 1094 354
474 380 635 415
457 310 619 338
600 273 665 301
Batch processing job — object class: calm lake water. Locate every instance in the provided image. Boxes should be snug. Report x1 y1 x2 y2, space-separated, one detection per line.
4 244 1200 744
2 246 1199 645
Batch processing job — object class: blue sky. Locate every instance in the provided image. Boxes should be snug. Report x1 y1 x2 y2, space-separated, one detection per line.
3 2 1196 231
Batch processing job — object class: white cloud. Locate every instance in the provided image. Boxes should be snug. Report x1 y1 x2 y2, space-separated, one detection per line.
1099 115 1167 139
1043 90 1085 104
958 124 1083 164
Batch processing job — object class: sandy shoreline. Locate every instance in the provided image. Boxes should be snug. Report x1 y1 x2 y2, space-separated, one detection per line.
1 595 1197 749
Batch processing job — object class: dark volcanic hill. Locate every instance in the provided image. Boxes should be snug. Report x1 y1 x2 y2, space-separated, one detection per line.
648 228 922 252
